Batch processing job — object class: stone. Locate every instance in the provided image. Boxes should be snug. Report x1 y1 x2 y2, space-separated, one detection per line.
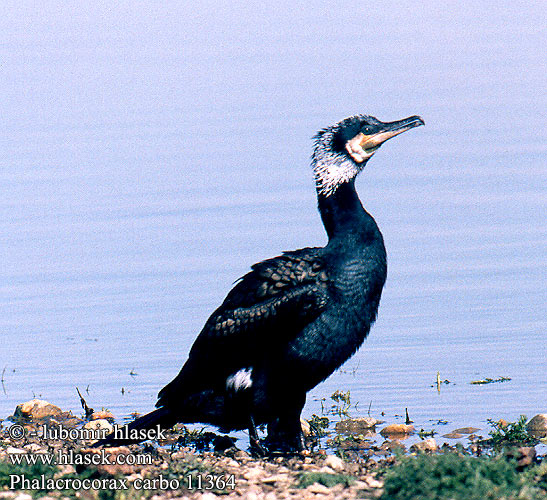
261 473 288 484
234 450 250 460
83 418 113 434
410 438 437 453
381 440 406 452
80 446 135 475
452 427 481 434
380 424 414 437
335 417 380 434
0 494 17 500
324 454 345 471
301 417 311 436
364 475 383 488
442 432 463 439
6 447 26 455
526 414 547 432
90 410 115 422
198 494 218 500
243 467 264 481
24 443 46 453
506 446 537 468
307 482 331 494
14 399 62 420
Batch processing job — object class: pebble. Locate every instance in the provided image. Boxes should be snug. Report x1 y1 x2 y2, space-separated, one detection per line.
323 454 345 471
83 418 113 434
452 427 481 434
90 410 115 422
261 473 288 484
380 424 415 437
364 475 384 489
307 482 331 494
526 414 547 432
24 443 46 453
198 493 218 500
14 399 62 420
442 432 463 439
335 417 380 433
6 447 26 454
301 417 311 436
410 438 437 453
234 450 250 460
244 467 264 481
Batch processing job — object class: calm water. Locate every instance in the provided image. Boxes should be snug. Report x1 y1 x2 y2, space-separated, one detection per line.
1 2 545 443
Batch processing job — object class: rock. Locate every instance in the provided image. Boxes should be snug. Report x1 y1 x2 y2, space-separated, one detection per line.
364 475 384 489
14 399 62 420
243 467 264 481
24 443 47 453
261 474 288 484
335 417 380 434
80 446 135 475
410 438 437 453
83 418 113 432
506 446 537 468
442 432 463 439
324 454 345 471
301 417 311 436
13 494 33 500
234 450 250 460
90 410 115 422
307 482 331 494
452 427 481 434
198 493 218 500
6 447 26 454
381 440 406 452
59 416 83 428
526 414 547 432
380 424 414 437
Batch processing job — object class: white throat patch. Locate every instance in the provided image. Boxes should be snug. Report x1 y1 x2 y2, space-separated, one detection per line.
312 123 370 197
226 368 253 391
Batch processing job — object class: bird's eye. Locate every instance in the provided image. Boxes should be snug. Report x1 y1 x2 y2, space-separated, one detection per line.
362 125 373 134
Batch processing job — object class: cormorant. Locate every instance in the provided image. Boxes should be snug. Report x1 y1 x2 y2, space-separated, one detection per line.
94 113 424 452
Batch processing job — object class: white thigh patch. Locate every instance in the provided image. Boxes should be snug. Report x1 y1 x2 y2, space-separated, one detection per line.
226 368 253 391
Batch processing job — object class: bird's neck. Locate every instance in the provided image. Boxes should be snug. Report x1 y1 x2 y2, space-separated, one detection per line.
317 180 380 243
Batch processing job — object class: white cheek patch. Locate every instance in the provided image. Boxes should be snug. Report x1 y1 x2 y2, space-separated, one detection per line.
345 133 373 163
226 368 253 391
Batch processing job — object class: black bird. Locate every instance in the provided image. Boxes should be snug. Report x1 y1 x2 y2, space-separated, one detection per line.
94 114 424 451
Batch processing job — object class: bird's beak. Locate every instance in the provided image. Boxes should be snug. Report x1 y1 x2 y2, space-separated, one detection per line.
360 115 425 153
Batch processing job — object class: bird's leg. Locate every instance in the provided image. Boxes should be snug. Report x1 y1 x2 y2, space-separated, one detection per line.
266 415 306 453
248 415 266 457
266 390 307 454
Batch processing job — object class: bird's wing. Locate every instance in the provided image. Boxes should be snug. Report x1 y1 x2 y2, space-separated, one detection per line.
157 247 329 402
193 246 329 351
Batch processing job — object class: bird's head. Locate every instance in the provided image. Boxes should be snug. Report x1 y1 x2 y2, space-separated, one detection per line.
312 114 424 196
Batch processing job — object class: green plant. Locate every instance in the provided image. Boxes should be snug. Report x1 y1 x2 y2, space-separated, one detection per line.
486 416 538 448
381 452 545 500
0 460 57 488
308 414 330 437
297 471 355 488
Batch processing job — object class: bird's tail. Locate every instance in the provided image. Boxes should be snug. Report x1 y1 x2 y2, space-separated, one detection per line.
91 407 176 448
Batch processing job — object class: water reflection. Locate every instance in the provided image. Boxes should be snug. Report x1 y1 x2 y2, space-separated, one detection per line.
1 3 545 439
